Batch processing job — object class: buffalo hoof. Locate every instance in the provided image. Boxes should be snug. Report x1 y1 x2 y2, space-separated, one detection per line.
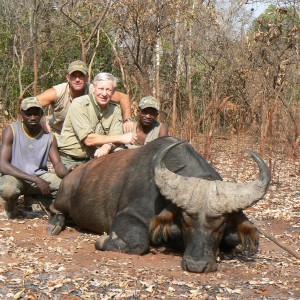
47 214 65 235
95 234 110 250
95 232 130 253
181 257 218 273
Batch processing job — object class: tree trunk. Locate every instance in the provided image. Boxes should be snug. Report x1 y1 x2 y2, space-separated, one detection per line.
154 35 161 101
32 0 39 95
171 11 181 136
187 2 194 142
260 92 267 157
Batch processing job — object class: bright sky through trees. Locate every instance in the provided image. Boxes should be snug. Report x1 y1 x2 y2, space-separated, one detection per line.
253 3 270 17
248 2 269 17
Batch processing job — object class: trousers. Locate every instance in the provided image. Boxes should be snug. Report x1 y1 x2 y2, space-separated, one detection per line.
0 172 62 201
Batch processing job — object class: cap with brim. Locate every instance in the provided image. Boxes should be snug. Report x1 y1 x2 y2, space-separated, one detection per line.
139 96 160 111
68 60 88 75
20 97 42 111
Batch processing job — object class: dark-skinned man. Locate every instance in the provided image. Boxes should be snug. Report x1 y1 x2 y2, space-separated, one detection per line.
0 97 69 219
126 96 168 148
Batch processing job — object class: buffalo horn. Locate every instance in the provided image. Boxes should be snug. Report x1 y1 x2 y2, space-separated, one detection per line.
154 144 271 216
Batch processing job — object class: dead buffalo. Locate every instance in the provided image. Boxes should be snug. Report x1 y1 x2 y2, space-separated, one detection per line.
48 136 270 273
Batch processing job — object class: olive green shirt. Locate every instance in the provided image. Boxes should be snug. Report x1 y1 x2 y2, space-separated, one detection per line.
58 94 123 158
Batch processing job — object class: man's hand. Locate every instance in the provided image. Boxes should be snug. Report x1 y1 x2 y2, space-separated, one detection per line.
94 144 112 158
120 132 137 145
34 177 51 194
123 121 134 133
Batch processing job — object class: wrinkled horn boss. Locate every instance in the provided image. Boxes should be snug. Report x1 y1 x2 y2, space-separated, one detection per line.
154 144 271 216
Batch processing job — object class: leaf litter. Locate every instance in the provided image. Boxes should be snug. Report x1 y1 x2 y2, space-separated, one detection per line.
0 136 299 299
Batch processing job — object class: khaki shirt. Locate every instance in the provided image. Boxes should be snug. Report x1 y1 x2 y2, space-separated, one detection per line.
58 94 123 158
49 82 91 135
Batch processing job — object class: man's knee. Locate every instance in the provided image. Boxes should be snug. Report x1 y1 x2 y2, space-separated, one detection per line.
60 156 85 170
40 172 62 192
0 176 21 200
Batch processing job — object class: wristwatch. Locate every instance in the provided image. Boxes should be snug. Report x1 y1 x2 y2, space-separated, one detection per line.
123 118 133 123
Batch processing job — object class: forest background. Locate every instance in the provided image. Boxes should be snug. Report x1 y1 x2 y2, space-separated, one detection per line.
0 0 299 162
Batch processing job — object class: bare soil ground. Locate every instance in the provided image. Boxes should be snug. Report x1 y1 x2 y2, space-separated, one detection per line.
0 134 299 300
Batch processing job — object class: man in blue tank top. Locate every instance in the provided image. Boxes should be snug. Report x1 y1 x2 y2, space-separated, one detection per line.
0 97 69 219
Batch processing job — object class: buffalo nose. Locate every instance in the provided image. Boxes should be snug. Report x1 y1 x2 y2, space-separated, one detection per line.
181 256 218 273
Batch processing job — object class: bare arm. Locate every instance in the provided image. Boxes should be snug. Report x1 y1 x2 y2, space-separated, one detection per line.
83 132 137 147
159 123 169 137
36 87 57 107
111 91 134 133
48 136 69 178
36 88 57 133
111 91 131 120
0 126 51 194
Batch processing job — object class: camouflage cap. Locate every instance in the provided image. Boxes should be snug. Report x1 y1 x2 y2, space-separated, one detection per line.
67 60 88 75
139 96 160 111
20 97 42 111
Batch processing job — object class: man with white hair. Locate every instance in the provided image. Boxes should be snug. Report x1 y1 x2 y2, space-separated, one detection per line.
58 72 137 168
37 60 134 137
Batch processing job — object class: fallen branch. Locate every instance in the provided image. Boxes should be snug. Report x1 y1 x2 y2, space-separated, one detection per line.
37 201 51 217
254 223 300 260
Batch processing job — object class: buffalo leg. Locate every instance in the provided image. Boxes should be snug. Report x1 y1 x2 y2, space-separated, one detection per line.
47 213 66 235
220 211 259 256
150 205 184 251
95 212 151 255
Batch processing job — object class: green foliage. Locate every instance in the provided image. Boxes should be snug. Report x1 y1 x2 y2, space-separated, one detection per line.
251 4 300 33
89 34 114 78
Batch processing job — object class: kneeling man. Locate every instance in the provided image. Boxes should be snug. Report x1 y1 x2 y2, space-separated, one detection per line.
0 97 69 218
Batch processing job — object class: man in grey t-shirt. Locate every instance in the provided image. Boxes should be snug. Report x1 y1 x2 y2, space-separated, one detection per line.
0 97 69 219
